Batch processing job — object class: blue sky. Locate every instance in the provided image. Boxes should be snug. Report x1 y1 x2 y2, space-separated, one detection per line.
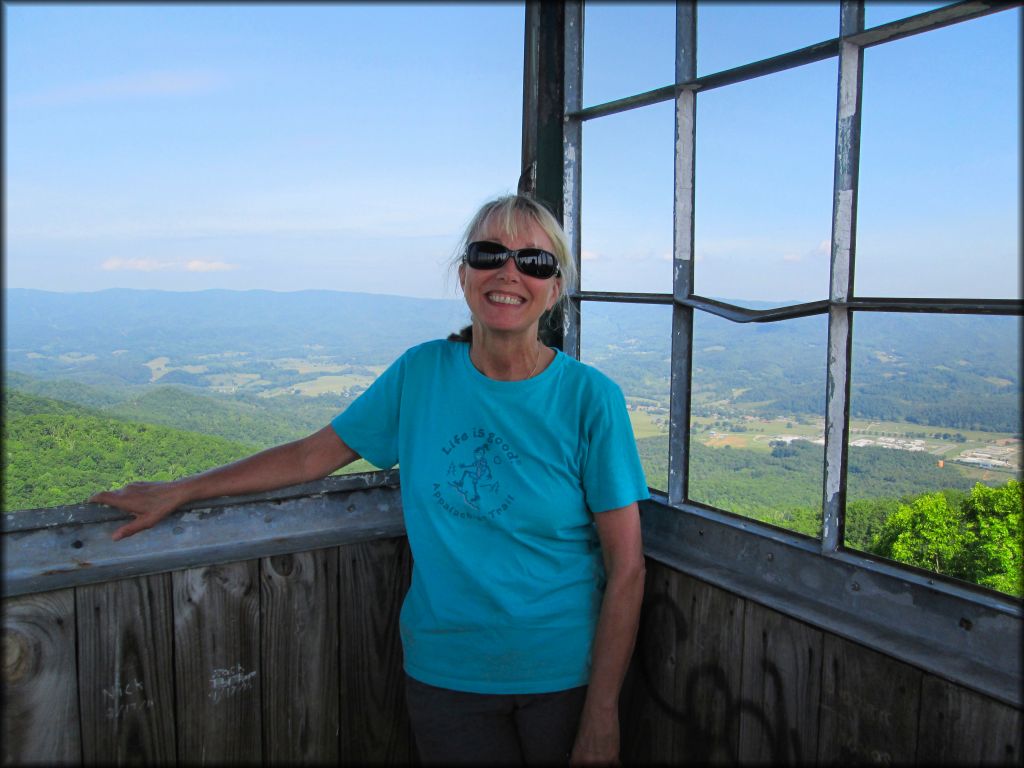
4 2 1020 302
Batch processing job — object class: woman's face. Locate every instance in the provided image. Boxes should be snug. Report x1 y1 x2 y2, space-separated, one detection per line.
459 215 562 338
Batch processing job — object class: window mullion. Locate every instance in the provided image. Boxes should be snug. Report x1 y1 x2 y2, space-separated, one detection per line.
822 0 864 554
562 0 584 360
668 0 697 507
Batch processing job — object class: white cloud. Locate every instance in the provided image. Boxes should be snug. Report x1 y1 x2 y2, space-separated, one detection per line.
100 258 239 273
186 260 238 272
786 238 831 262
581 249 600 261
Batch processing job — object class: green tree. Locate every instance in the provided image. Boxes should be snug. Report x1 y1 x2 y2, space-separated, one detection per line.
961 481 1022 596
870 481 1021 597
871 492 973 576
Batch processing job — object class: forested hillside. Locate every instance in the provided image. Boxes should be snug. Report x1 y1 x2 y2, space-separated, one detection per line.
6 371 348 448
3 390 258 512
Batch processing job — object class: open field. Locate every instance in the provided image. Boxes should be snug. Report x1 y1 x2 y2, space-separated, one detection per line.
628 409 668 439
265 373 379 397
145 356 209 382
207 373 264 391
269 357 353 375
635 409 1021 476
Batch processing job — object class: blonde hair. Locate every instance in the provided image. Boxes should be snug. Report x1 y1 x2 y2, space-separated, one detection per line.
450 194 578 308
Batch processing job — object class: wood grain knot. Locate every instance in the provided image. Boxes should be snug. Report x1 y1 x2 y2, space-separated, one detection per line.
2 630 32 684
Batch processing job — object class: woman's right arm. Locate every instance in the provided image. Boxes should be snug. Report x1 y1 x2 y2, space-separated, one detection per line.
89 425 359 541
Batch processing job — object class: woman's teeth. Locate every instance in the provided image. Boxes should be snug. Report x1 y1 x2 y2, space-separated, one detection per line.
488 293 523 305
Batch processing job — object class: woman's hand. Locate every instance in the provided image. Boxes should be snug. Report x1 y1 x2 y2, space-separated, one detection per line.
89 427 359 541
89 480 188 541
570 703 621 765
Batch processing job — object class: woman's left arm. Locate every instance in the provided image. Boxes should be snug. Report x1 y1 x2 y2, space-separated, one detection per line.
571 501 646 766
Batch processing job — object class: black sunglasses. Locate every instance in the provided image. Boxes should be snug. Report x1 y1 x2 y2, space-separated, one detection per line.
463 241 561 279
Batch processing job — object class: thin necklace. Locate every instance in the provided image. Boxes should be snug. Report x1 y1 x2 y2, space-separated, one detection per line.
469 342 544 380
527 343 543 379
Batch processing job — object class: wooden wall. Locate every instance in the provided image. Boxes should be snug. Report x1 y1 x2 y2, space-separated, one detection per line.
4 540 1022 766
2 537 413 766
621 558 1024 766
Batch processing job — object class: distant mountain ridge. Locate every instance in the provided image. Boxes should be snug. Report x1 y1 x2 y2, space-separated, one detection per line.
5 287 469 365
4 288 1020 433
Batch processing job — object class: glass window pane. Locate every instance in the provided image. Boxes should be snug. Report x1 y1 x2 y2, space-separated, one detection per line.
581 102 674 294
845 313 1022 598
698 2 838 76
694 60 835 307
579 301 671 493
688 311 828 536
583 2 675 107
856 10 1021 299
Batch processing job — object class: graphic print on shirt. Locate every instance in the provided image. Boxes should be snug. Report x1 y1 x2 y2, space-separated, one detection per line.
433 427 521 522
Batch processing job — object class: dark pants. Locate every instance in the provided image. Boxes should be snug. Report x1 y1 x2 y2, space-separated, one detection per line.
405 674 587 766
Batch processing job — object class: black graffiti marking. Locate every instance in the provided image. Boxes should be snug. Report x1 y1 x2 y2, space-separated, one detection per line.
633 593 805 763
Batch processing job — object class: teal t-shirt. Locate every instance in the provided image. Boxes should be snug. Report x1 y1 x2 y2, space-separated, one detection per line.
331 339 649 694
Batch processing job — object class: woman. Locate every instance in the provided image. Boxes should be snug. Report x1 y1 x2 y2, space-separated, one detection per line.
90 194 649 766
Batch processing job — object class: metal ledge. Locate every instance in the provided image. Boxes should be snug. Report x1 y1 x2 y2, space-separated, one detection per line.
1 471 404 597
640 495 1023 709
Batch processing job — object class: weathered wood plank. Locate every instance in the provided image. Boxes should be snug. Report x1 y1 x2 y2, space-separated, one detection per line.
670 569 746 764
818 633 922 765
2 589 80 766
173 560 261 765
916 675 1023 765
622 560 746 765
337 537 414 764
76 573 176 764
261 548 340 764
621 558 685 765
737 600 823 764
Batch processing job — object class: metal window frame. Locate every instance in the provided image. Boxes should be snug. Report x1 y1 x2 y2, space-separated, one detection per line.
559 0 1023 706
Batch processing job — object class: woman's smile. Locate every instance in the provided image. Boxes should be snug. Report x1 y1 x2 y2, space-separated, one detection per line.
486 290 525 305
